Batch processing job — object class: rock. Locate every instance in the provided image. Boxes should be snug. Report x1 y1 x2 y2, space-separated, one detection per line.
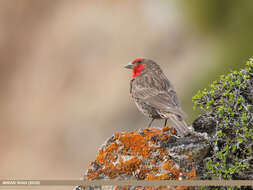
75 126 210 190
192 114 216 136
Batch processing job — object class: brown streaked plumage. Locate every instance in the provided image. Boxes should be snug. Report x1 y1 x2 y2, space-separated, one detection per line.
125 58 191 137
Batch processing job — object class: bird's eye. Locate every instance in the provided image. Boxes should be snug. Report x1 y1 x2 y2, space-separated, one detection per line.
137 60 142 64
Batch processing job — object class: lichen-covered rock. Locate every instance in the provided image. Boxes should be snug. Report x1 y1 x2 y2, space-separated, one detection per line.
76 126 210 190
192 114 216 135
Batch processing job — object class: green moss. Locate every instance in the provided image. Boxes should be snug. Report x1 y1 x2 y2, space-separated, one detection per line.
192 58 253 183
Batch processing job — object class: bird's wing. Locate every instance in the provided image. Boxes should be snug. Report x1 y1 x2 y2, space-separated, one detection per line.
145 90 186 117
131 72 186 117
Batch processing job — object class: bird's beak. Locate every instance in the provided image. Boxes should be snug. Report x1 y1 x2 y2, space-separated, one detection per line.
124 62 134 69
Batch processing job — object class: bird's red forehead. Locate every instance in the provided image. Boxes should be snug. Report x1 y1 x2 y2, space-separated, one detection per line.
132 58 144 64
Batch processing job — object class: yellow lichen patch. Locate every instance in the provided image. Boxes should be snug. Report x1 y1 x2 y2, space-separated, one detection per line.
162 160 174 171
118 131 151 158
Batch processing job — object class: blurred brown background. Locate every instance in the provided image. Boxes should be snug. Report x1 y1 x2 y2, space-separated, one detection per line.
0 0 253 187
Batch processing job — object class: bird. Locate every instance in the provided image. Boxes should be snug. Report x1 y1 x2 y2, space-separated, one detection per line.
124 58 191 137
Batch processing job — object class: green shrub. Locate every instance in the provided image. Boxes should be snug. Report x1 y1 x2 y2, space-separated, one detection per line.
193 58 253 182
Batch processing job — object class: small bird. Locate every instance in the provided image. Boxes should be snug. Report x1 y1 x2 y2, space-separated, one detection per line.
125 58 191 136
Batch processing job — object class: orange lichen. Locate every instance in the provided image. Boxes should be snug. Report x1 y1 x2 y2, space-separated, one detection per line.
118 131 151 158
150 159 157 165
96 147 105 165
106 142 120 152
162 126 177 135
170 167 181 179
145 173 160 180
96 142 120 165
162 160 174 171
137 168 150 179
87 168 102 180
158 148 169 158
160 134 169 141
145 173 171 180
103 164 118 178
159 173 172 180
88 161 93 168
115 186 130 190
117 157 142 174
186 168 196 179
152 167 159 173
162 126 170 132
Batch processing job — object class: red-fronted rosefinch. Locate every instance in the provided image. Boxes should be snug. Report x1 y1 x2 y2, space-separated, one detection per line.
125 58 190 136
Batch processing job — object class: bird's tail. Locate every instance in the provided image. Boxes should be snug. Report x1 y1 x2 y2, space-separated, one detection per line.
168 114 191 137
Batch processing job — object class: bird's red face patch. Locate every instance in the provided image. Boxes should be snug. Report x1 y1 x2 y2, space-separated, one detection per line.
131 58 145 78
132 63 145 78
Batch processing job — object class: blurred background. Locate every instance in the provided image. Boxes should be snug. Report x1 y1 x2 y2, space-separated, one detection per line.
0 0 253 188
